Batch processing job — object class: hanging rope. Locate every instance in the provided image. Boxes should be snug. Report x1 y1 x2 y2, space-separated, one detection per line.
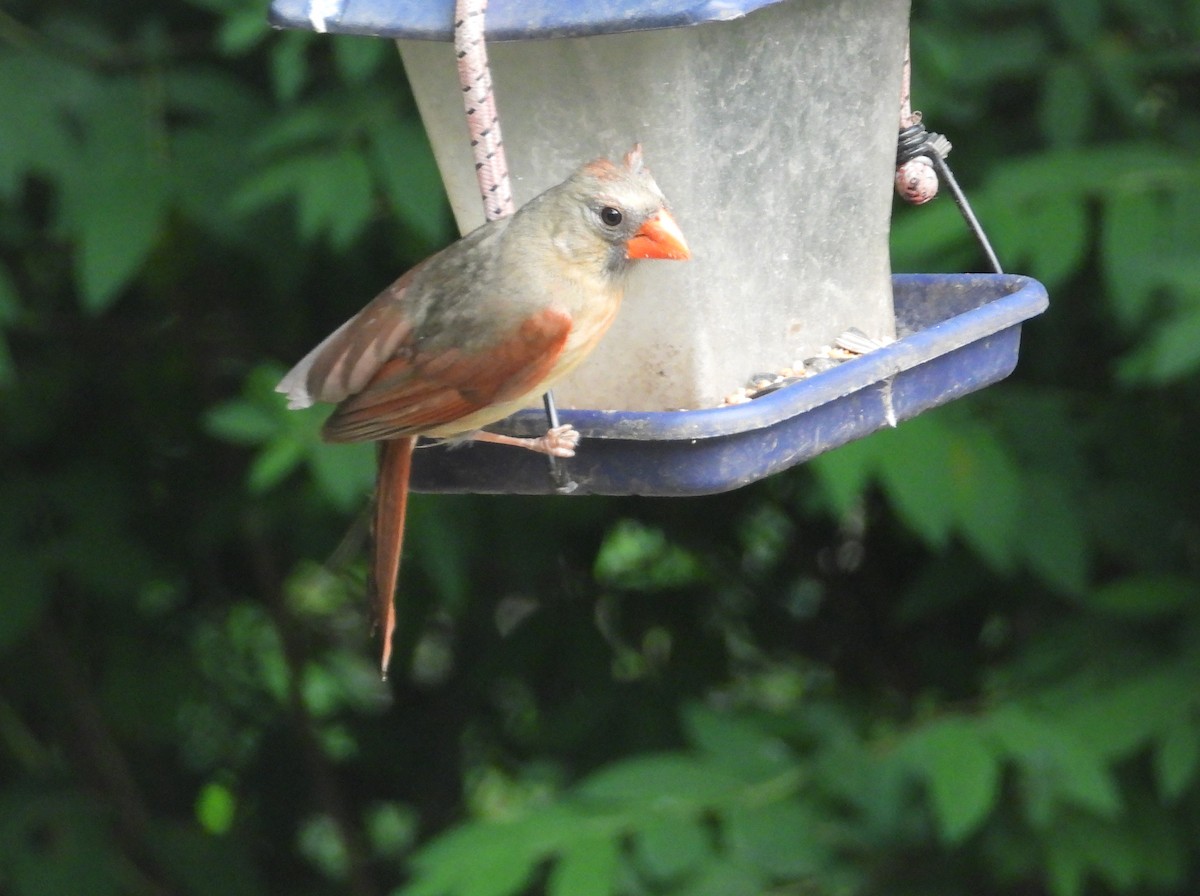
454 0 515 222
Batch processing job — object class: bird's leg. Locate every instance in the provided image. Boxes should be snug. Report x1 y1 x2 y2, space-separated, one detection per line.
471 425 580 458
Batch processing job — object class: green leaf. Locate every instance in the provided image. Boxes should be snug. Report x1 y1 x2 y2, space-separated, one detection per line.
944 420 1022 571
406 495 475 612
889 198 977 274
1155 717 1200 800
633 816 711 882
1051 0 1103 44
1117 304 1200 383
367 117 453 248
576 755 740 807
683 704 794 781
594 519 706 591
232 149 374 249
1017 472 1088 594
987 707 1122 824
61 76 170 312
217 6 271 55
726 801 827 877
205 400 281 445
874 416 957 548
1039 60 1094 147
672 856 766 896
248 437 306 493
1102 191 1167 329
1087 575 1194 616
808 433 878 518
901 717 1000 842
195 782 237 835
308 440 375 511
0 50 84 194
333 34 389 84
404 811 574 896
270 31 312 102
1023 197 1089 288
547 836 619 896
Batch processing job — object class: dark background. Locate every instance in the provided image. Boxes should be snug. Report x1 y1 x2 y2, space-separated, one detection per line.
2 0 1199 894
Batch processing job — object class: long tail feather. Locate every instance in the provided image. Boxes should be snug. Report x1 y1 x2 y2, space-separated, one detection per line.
374 436 416 678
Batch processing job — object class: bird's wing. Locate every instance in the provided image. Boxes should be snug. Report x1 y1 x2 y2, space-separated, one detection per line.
321 304 573 443
276 265 424 410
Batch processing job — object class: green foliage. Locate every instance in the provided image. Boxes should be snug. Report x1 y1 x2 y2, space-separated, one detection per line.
2 0 1199 895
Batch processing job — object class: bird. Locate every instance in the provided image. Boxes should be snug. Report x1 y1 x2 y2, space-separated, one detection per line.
276 145 690 676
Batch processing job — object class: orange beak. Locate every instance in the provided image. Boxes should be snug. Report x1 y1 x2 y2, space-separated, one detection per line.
625 209 691 261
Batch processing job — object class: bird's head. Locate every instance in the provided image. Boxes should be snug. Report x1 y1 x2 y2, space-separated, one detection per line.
545 145 690 275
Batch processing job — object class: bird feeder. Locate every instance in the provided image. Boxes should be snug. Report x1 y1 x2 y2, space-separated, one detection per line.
268 0 1048 495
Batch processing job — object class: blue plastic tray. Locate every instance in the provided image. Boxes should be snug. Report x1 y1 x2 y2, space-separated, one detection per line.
269 0 791 40
408 274 1048 496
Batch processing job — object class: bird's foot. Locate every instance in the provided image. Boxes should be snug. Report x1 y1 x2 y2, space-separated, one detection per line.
472 424 580 458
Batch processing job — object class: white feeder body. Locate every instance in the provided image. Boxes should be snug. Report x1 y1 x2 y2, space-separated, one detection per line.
398 0 908 411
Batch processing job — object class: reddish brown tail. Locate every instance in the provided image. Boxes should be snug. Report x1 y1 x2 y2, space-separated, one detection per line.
374 436 416 678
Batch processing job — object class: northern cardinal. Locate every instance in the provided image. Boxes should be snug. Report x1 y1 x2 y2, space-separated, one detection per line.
277 145 689 675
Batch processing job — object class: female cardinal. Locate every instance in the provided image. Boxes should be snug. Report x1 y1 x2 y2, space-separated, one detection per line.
276 145 689 675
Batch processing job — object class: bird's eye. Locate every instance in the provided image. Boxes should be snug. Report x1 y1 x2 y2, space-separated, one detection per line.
600 206 623 227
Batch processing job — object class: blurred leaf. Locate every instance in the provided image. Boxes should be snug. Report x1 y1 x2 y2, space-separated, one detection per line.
406 495 476 611
1155 717 1200 800
633 817 711 882
683 704 795 781
298 814 349 879
1101 190 1167 328
594 519 706 591
901 716 1000 842
807 434 877 518
1051 0 1103 44
0 50 84 194
270 31 312 102
403 810 576 896
546 836 619 896
308 440 375 511
874 416 958 548
987 707 1122 824
1039 60 1094 146
206 400 280 445
1017 471 1088 594
1116 303 1200 383
1023 197 1089 288
576 755 740 806
332 34 389 84
671 856 766 896
232 148 375 249
248 437 307 493
216 5 271 55
943 418 1022 571
726 801 828 877
1087 575 1194 616
60 76 169 311
889 198 976 274
0 790 126 896
195 781 237 835
367 117 453 248
365 802 419 858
